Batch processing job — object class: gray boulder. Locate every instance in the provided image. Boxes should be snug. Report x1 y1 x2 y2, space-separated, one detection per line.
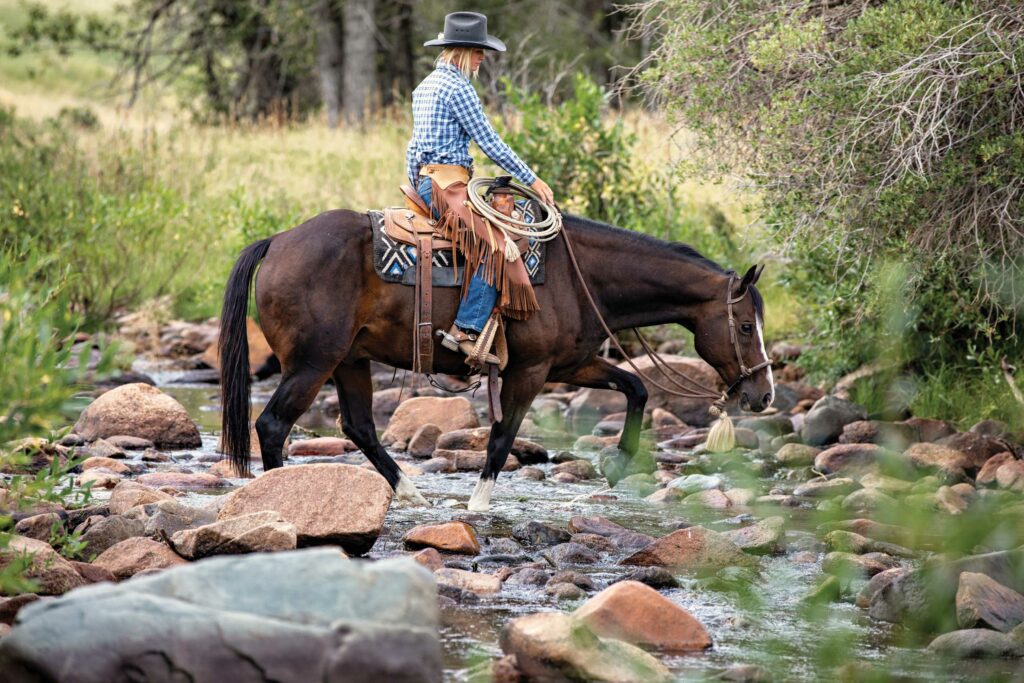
0 549 441 683
801 396 867 446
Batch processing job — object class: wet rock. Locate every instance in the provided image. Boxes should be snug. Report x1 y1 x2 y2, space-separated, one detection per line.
79 439 125 460
801 396 867 446
433 449 520 472
484 538 525 556
927 629 1024 658
434 568 502 595
551 472 578 484
667 473 723 493
546 582 586 600
793 477 859 498
501 612 671 683
802 576 842 605
662 431 708 449
820 519 921 549
104 435 154 451
977 452 1016 486
512 521 570 546
724 488 757 506
380 397 479 446
858 472 912 494
76 469 122 489
13 513 62 543
574 580 711 652
516 466 545 481
645 487 686 505
404 522 480 555
419 457 456 474
122 499 217 538
956 571 1024 631
73 383 201 449
571 533 616 552
0 594 42 625
734 428 760 450
568 517 654 551
688 489 733 509
547 570 595 591
407 424 443 458
774 443 820 466
81 456 132 475
218 464 391 555
736 414 793 437
824 530 916 558
288 437 358 457
171 511 298 559
208 458 253 479
721 517 785 555
0 536 86 595
412 548 444 572
552 459 597 480
544 542 600 567
136 471 228 489
841 488 897 513
92 537 187 580
814 443 885 477
0 551 441 683
621 526 749 574
140 449 170 463
616 567 679 590
996 461 1024 492
506 568 551 587
76 515 147 557
856 567 907 609
937 432 1009 471
839 420 917 450
822 551 898 578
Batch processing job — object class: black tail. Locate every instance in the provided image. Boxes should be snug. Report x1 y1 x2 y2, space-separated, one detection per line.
220 238 273 476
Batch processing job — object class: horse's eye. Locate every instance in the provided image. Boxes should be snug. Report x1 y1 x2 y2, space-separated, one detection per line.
740 322 754 335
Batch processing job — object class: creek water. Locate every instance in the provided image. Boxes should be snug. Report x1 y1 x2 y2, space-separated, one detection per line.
121 362 1023 682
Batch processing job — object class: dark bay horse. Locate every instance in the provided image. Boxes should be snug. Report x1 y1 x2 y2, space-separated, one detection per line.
220 209 775 510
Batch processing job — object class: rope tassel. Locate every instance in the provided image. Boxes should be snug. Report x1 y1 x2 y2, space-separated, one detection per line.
705 399 735 453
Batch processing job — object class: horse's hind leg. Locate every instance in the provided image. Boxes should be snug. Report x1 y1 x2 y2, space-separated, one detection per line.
333 360 429 507
255 365 333 471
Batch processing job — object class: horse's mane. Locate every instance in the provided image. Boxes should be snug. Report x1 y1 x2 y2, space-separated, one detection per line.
563 213 726 275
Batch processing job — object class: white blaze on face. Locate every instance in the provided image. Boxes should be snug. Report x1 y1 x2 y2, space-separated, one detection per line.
755 312 775 407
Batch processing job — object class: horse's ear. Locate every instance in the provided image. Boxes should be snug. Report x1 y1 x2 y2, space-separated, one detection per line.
736 265 758 296
753 264 765 285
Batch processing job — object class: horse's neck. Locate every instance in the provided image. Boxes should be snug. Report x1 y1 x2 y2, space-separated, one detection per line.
567 220 724 332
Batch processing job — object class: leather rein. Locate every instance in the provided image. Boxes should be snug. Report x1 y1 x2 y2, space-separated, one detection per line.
560 225 771 416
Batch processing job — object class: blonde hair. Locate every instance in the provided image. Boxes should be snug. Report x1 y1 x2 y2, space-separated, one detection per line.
436 47 479 79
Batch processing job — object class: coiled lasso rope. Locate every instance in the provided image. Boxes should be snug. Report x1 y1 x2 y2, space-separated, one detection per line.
467 177 564 262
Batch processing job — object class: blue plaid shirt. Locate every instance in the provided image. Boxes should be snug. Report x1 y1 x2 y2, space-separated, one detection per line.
406 63 537 186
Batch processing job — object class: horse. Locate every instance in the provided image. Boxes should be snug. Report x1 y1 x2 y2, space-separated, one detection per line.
218 209 775 511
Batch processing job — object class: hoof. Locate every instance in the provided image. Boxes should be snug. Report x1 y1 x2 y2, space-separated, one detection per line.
467 478 495 512
393 473 431 508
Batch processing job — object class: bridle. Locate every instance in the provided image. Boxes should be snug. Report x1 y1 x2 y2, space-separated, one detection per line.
562 228 772 417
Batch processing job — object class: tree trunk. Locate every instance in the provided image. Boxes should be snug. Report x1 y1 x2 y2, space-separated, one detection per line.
314 0 344 128
342 0 377 126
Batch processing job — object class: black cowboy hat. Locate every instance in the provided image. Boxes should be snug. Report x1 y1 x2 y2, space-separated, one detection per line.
424 11 506 52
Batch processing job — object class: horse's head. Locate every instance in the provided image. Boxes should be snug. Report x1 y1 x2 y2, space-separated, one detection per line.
692 265 775 412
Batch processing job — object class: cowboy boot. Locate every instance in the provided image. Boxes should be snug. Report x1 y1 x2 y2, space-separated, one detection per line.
439 324 499 365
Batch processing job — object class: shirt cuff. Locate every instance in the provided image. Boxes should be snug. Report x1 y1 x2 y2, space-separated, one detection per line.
517 169 537 186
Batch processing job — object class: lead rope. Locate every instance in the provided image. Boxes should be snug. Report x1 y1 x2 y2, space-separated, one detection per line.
560 226 738 451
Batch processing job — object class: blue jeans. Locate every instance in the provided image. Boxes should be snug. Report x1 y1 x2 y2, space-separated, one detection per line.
417 176 498 333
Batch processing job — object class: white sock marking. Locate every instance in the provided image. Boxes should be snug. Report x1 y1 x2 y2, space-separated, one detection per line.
467 478 495 512
393 473 430 507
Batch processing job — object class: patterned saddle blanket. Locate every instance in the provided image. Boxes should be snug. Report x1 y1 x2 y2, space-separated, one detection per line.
368 206 546 287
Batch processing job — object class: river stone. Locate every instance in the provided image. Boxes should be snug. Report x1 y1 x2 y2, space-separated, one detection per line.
902 442 972 482
13 513 62 543
122 499 218 538
407 424 443 458
403 522 480 555
171 511 297 559
218 464 392 555
567 516 654 550
544 542 600 567
512 521 570 546
419 457 456 474
0 536 86 595
996 461 1024 492
774 443 820 466
839 420 917 450
552 459 597 480
288 437 358 457
721 517 785 555
824 530 916 558
79 438 126 460
105 435 154 451
841 488 897 513
800 396 867 446
137 471 229 490
500 612 671 683
814 443 885 477
620 526 750 574
81 456 131 475
433 450 520 472
380 397 479 446
0 550 442 683
937 432 1009 470
574 580 711 652
434 568 502 595
616 567 679 590
793 478 859 498
977 452 1016 486
71 561 116 584
822 551 898 578
956 571 1024 632
209 458 254 479
73 383 201 449
76 515 147 558
666 473 723 493
856 567 908 609
927 629 1024 659
435 427 549 464
0 594 42 625
92 537 187 580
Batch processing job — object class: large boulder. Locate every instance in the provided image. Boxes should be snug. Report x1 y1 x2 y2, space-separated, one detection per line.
0 536 86 595
171 511 298 559
122 498 217 538
620 526 750 574
800 396 867 446
500 612 671 683
927 629 1024 659
218 464 392 555
573 580 712 652
92 537 187 580
0 550 442 683
76 515 147 558
434 427 548 464
73 383 201 449
956 571 1024 632
572 355 725 429
380 397 479 446
814 443 885 477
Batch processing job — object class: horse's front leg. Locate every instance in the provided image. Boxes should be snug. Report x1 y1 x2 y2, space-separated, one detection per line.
553 356 651 486
468 363 550 512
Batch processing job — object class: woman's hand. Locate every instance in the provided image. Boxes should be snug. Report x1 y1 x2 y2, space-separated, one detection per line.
531 177 555 206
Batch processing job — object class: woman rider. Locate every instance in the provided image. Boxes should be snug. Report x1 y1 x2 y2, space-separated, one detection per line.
407 11 554 365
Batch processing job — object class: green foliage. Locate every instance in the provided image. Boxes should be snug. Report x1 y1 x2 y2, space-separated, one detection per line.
640 0 1024 385
497 73 741 265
